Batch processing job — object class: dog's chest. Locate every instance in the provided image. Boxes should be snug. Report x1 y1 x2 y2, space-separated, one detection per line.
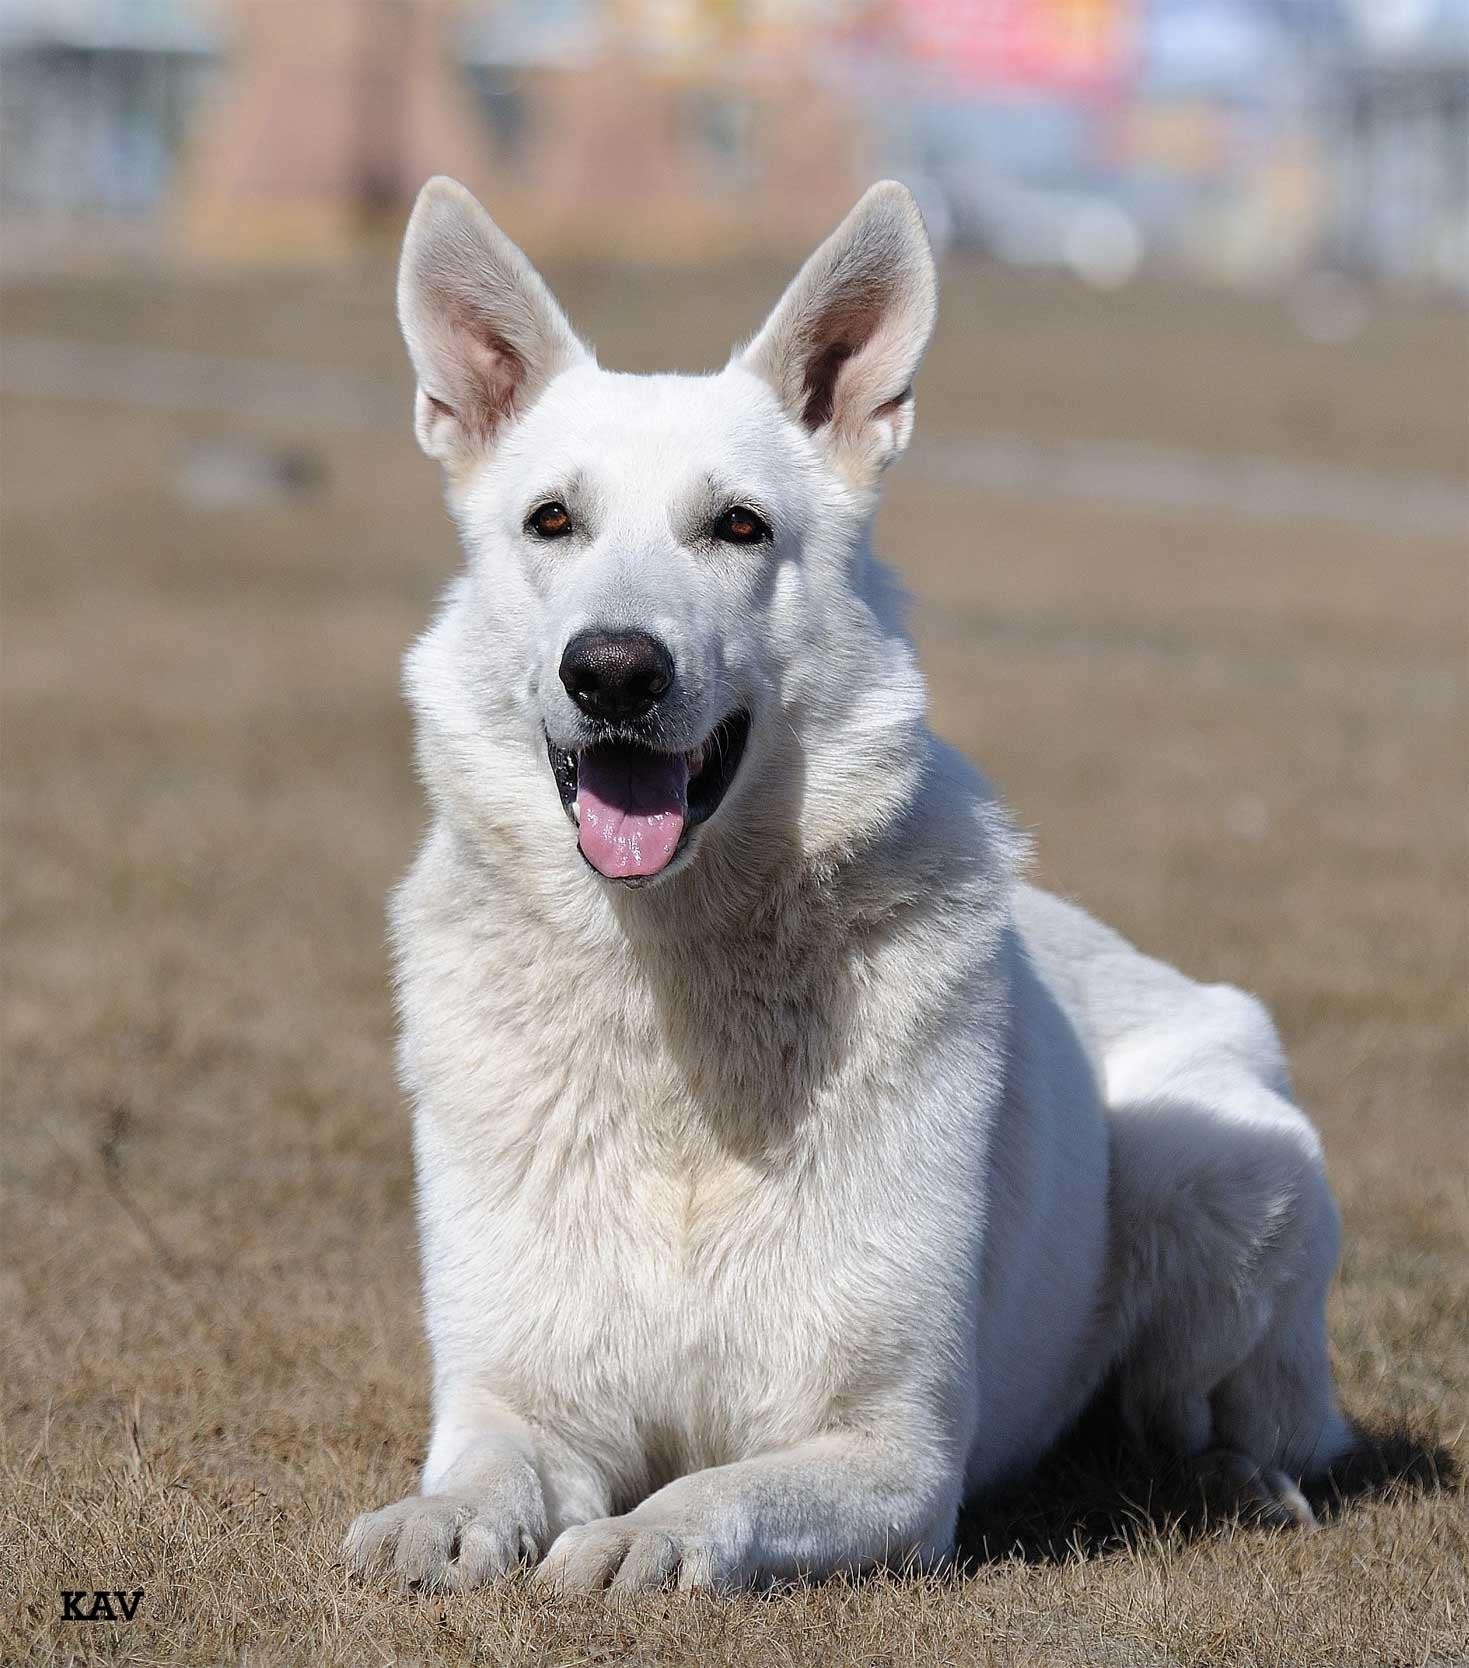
422 1085 859 1478
406 892 888 1474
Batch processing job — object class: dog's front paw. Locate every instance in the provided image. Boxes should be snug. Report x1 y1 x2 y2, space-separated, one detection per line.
534 1515 741 1596
342 1493 543 1591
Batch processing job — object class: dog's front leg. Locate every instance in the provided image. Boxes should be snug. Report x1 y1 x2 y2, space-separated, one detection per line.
534 1429 960 1596
342 1393 604 1591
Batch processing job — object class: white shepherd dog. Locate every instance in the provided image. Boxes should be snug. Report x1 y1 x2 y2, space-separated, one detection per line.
343 178 1353 1596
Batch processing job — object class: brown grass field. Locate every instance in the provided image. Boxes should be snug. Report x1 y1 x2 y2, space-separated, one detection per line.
2 254 1466 1666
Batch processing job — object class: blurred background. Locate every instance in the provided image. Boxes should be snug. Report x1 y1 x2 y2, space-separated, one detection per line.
3 8 1467 1658
2 0 1468 290
0 0 1467 293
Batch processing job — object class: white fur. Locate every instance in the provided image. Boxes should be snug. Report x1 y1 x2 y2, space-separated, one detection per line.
342 179 1352 1596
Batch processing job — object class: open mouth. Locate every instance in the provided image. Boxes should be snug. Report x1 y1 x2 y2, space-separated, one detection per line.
546 711 750 882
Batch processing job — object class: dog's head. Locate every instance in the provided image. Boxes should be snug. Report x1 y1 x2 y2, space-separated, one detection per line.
398 178 936 889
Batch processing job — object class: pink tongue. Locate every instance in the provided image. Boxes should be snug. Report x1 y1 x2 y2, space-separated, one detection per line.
576 746 689 879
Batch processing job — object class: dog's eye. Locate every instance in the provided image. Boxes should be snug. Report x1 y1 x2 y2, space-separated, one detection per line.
527 501 573 539
712 505 771 546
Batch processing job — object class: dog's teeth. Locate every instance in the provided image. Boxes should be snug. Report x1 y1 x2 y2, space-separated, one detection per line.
572 797 581 826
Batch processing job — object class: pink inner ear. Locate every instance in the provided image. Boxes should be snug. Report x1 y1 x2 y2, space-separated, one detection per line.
801 340 855 430
818 304 919 455
798 287 889 434
461 328 524 439
418 285 528 444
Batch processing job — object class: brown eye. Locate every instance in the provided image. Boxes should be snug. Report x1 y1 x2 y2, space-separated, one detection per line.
528 501 572 539
713 505 771 545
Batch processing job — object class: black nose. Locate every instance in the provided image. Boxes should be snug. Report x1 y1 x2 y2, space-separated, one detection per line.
559 629 675 723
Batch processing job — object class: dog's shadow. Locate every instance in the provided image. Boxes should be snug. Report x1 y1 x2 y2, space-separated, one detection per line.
952 1397 1457 1567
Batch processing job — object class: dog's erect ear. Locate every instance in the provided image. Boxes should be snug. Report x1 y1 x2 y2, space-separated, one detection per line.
397 177 589 466
740 181 936 484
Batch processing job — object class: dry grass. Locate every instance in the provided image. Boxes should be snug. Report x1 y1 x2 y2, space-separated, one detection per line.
2 256 1465 1666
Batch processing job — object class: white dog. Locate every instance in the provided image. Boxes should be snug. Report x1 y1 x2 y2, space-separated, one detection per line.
343 178 1353 1596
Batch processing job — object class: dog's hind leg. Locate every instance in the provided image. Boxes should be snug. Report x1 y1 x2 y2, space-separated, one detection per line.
1207 1204 1355 1485
1100 984 1354 1524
